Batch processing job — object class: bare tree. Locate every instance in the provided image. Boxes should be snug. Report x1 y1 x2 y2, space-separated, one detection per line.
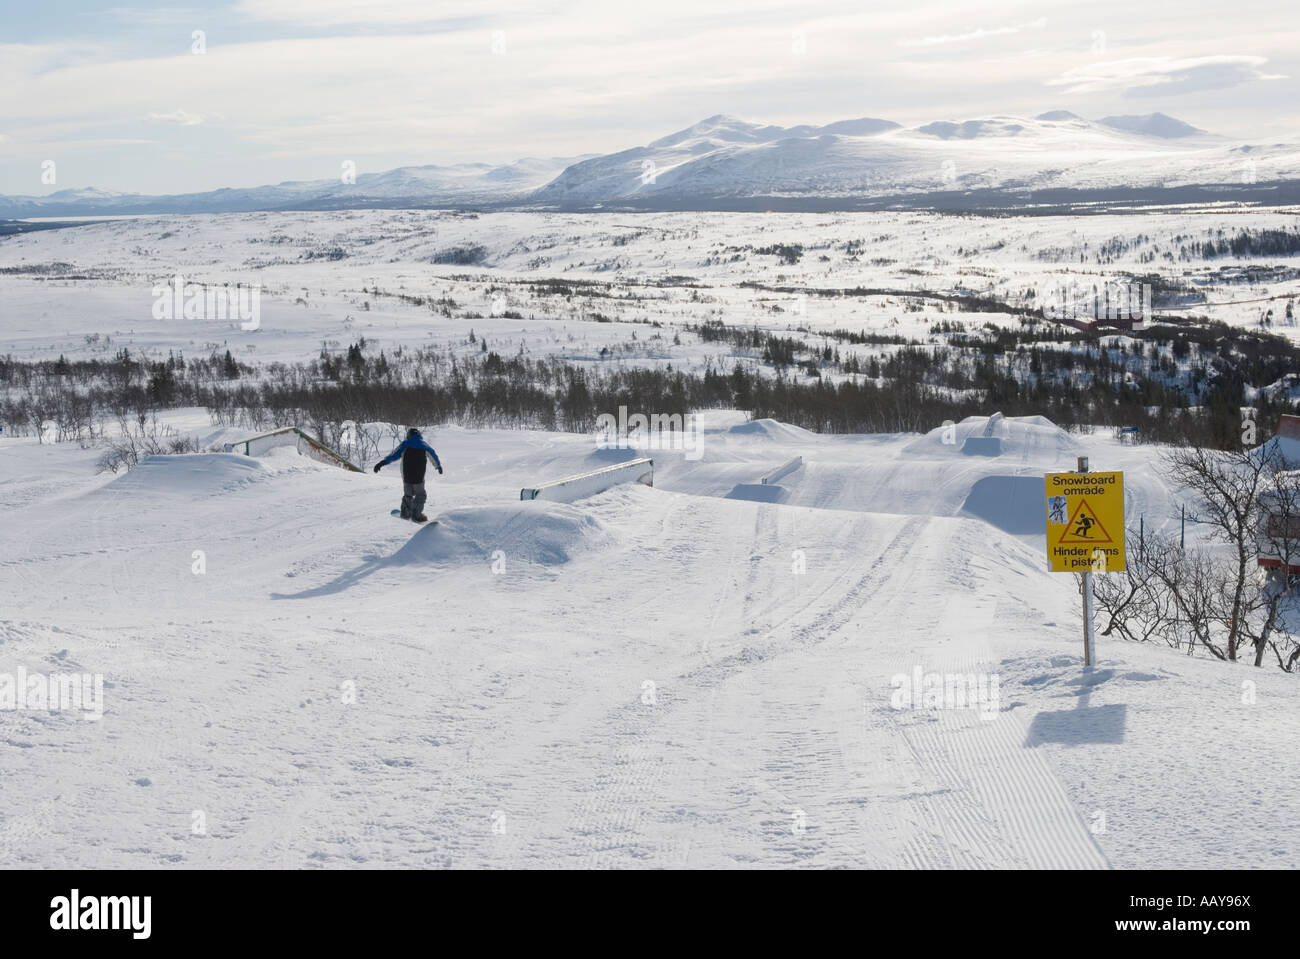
1097 456 1300 670
1161 442 1283 661
1250 467 1300 666
1153 541 1231 659
1093 529 1178 645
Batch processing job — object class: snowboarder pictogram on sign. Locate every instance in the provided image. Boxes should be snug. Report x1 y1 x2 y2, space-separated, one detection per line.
1057 498 1114 545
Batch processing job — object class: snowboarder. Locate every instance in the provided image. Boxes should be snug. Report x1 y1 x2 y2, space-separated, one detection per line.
1073 514 1095 539
373 428 443 523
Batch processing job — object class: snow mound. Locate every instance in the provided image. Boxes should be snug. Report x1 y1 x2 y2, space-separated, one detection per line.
586 446 644 464
903 414 1074 458
392 503 615 567
1012 414 1060 429
95 452 274 498
960 475 1047 536
726 418 816 443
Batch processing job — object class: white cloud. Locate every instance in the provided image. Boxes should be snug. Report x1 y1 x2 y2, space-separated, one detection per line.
1048 55 1285 96
147 109 205 126
233 0 529 26
101 6 206 26
900 16 1047 47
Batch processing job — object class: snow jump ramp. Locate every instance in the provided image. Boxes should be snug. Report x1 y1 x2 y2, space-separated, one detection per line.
961 475 1047 536
961 412 1007 456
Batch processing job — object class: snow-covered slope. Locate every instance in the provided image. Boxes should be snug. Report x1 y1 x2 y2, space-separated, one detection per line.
535 111 1294 206
2 413 1296 868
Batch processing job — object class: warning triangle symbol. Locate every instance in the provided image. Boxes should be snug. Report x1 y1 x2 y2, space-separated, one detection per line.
1057 498 1114 545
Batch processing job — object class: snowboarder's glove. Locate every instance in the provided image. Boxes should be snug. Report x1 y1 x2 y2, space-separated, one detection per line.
437 465 443 475
373 462 382 473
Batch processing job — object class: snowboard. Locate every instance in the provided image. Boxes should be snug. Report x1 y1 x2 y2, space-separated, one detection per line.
391 509 435 524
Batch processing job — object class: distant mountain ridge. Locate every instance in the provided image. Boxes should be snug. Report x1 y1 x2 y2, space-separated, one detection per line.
0 155 594 218
1097 112 1207 138
3 111 1297 217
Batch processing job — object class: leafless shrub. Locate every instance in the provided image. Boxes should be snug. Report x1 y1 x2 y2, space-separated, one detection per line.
96 419 199 473
1096 444 1300 670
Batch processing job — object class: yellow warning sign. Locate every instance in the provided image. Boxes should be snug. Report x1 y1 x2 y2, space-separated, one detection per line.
1044 471 1126 572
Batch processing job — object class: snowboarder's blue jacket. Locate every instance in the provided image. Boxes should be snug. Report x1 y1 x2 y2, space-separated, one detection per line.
381 435 442 483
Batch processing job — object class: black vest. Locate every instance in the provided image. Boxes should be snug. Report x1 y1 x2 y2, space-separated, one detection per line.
401 444 428 484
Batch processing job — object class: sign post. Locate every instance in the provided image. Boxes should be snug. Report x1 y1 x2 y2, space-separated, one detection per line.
1079 458 1096 666
1045 457 1126 667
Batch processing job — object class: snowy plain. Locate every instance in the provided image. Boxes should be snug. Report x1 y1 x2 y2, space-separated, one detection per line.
1 208 1298 376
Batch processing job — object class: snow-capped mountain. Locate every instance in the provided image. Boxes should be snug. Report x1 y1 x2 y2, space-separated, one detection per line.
3 111 1298 217
1097 112 1207 138
0 156 593 218
532 111 1292 207
535 114 903 205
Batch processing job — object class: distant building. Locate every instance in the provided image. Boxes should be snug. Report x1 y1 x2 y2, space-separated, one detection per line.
1255 415 1300 576
1256 414 1300 468
1040 279 1151 331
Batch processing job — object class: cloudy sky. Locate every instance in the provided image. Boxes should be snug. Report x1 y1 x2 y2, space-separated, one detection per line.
1 0 1296 195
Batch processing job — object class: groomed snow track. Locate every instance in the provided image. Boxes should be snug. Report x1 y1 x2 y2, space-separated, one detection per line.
5 413 1285 869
